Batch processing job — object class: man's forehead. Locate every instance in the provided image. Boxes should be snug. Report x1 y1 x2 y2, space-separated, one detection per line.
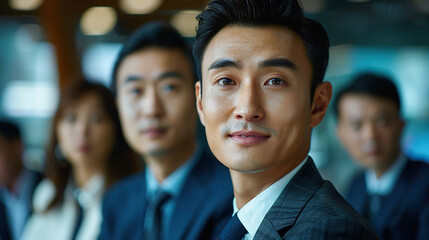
202 25 306 71
340 94 399 118
341 93 398 108
205 25 298 51
118 51 194 83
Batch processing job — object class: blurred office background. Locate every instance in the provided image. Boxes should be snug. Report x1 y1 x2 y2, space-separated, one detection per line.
0 0 428 195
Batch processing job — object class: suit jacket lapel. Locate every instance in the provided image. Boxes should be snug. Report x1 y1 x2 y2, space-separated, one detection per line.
167 150 209 240
351 175 368 215
254 157 323 239
136 171 147 238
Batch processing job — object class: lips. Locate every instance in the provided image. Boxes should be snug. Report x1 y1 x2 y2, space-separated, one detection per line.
228 130 270 145
77 144 90 153
140 127 168 139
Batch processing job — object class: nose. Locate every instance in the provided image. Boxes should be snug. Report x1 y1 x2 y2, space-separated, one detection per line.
77 119 90 139
361 122 377 142
233 82 265 122
140 87 164 119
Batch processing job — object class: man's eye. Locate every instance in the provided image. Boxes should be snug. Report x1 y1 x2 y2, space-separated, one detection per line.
265 78 285 86
376 118 389 127
163 84 177 92
129 88 142 95
218 78 235 86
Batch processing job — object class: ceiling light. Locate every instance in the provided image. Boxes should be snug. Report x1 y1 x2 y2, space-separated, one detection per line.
170 10 201 37
80 7 117 36
120 0 162 14
9 0 44 11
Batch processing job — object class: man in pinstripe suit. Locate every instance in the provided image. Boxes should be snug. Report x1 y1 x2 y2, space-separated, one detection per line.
193 0 379 239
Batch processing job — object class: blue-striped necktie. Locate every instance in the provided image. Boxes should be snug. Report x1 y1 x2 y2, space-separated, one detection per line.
143 190 170 240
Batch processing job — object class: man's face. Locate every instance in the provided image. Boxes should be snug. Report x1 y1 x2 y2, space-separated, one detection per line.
196 25 331 174
337 94 404 171
116 47 197 158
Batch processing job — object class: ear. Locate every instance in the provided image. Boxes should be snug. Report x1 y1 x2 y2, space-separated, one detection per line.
309 82 332 128
195 81 205 126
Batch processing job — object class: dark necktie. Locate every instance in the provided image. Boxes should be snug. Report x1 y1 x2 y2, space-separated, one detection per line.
368 194 382 226
71 202 84 240
218 214 247 240
143 190 170 240
0 200 11 240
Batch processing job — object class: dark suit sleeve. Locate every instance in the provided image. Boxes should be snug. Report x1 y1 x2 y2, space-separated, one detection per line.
98 190 114 240
302 217 379 240
418 204 429 240
208 200 232 240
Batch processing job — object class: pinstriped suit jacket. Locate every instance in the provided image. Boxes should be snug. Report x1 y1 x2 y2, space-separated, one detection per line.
254 157 379 240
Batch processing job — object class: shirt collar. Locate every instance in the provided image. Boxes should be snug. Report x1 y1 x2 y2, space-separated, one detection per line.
145 144 202 198
233 157 308 238
365 153 407 195
73 174 105 208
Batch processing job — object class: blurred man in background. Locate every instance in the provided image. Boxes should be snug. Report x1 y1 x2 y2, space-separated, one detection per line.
335 73 429 240
0 120 43 240
98 22 233 240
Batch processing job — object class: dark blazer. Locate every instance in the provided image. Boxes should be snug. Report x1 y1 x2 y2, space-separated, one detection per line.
254 157 379 240
346 159 429 240
0 169 43 240
98 148 233 240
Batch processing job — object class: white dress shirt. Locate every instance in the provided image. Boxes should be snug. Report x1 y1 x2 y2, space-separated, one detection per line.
233 157 308 240
21 174 105 240
365 154 407 196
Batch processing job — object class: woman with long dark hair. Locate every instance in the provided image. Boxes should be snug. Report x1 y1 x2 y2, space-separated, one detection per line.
22 80 141 240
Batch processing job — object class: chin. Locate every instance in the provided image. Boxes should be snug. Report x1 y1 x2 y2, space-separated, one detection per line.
222 156 268 173
231 167 268 174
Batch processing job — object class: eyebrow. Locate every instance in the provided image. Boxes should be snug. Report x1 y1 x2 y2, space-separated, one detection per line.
207 58 296 71
208 59 241 71
259 58 296 70
123 71 185 85
124 75 142 85
157 71 185 80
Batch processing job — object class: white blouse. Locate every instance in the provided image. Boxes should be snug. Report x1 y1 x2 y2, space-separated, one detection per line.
21 175 105 240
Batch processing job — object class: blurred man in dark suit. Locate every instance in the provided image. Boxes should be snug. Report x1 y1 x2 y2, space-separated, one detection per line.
193 0 378 239
335 73 429 240
98 22 233 240
0 120 43 240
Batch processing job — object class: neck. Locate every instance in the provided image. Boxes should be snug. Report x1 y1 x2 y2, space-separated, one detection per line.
374 153 401 179
73 165 103 188
145 141 197 183
231 157 303 209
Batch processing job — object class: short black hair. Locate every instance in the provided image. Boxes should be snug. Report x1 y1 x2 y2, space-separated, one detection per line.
111 21 196 96
193 0 330 100
333 73 401 118
0 120 21 140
